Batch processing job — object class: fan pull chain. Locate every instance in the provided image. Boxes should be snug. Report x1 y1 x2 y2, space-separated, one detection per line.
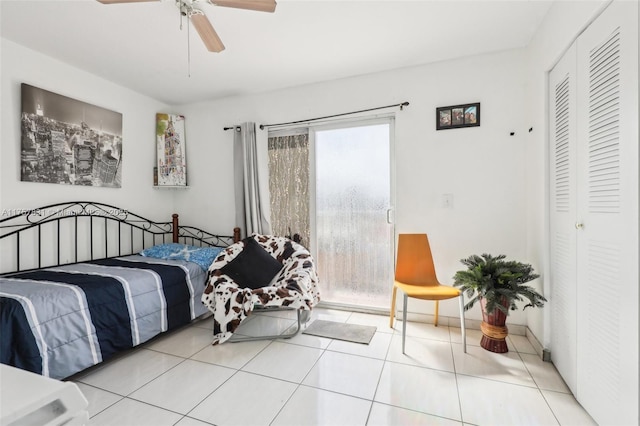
187 15 191 77
178 1 191 78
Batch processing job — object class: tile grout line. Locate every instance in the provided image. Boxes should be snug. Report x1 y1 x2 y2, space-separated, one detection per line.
363 321 395 425
182 329 279 422
267 311 355 425
515 350 564 426
450 325 467 425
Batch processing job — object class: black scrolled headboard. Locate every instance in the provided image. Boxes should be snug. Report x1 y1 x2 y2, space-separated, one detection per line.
0 201 240 274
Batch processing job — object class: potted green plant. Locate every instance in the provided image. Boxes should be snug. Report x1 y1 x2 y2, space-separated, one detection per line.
453 253 546 353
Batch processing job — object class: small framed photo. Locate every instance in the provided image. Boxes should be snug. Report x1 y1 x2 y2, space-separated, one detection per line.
436 102 480 130
438 109 452 128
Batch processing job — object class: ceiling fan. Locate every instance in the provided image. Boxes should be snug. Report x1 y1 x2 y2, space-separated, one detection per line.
97 0 277 53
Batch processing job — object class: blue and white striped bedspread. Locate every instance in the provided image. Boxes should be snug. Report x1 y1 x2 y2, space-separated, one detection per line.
0 255 207 380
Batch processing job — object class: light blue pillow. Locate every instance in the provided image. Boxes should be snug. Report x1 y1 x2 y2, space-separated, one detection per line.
140 243 224 271
186 246 224 271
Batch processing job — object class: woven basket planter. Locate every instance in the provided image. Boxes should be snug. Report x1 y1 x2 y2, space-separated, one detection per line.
480 297 509 353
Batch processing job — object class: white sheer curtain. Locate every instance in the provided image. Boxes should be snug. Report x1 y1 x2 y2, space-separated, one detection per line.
233 122 271 237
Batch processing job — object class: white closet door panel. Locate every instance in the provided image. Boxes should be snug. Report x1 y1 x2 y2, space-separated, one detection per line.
575 2 638 425
548 42 578 395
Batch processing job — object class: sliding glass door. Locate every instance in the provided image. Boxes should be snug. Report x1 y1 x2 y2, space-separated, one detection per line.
312 119 394 309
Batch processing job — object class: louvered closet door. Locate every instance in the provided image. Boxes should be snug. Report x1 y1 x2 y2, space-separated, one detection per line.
548 42 578 395
574 1 638 425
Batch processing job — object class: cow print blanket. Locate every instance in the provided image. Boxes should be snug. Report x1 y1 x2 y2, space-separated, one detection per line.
202 234 320 344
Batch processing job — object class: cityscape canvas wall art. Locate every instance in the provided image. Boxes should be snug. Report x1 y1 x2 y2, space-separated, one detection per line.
155 113 187 187
20 84 123 187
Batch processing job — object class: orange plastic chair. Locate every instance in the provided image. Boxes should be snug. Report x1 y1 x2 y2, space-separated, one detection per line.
389 234 467 354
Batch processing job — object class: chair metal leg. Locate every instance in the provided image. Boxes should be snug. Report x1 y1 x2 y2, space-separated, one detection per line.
402 293 408 354
459 294 467 353
434 300 439 327
390 286 398 329
229 307 304 343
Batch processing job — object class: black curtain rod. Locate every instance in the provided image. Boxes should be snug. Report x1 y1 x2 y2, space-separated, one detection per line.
258 101 409 130
223 126 240 131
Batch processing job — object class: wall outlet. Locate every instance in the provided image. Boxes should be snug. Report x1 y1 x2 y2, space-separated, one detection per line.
442 193 453 208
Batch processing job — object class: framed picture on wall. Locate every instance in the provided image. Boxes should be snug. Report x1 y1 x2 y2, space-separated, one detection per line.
20 83 123 187
436 102 480 130
155 113 187 187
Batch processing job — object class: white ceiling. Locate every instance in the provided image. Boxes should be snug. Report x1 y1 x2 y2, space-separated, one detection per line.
1 0 554 105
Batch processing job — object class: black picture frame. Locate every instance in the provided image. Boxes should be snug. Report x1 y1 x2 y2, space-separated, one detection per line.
436 102 480 130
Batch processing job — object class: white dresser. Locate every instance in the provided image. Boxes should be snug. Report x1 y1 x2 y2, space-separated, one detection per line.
0 365 88 426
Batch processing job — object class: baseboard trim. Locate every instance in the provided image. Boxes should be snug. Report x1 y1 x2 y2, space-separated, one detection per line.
321 304 552 360
525 326 550 361
317 301 389 316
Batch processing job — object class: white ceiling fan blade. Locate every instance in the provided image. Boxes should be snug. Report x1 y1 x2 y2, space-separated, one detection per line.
97 0 159 4
191 13 225 53
208 0 277 13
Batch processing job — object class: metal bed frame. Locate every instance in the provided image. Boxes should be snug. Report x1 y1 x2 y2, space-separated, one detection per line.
0 201 307 342
0 201 240 274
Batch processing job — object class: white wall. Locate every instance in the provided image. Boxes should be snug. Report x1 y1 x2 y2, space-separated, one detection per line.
523 0 609 346
0 39 174 222
177 48 533 324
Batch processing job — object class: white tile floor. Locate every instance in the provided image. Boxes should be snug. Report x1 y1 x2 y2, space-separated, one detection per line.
70 308 597 426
